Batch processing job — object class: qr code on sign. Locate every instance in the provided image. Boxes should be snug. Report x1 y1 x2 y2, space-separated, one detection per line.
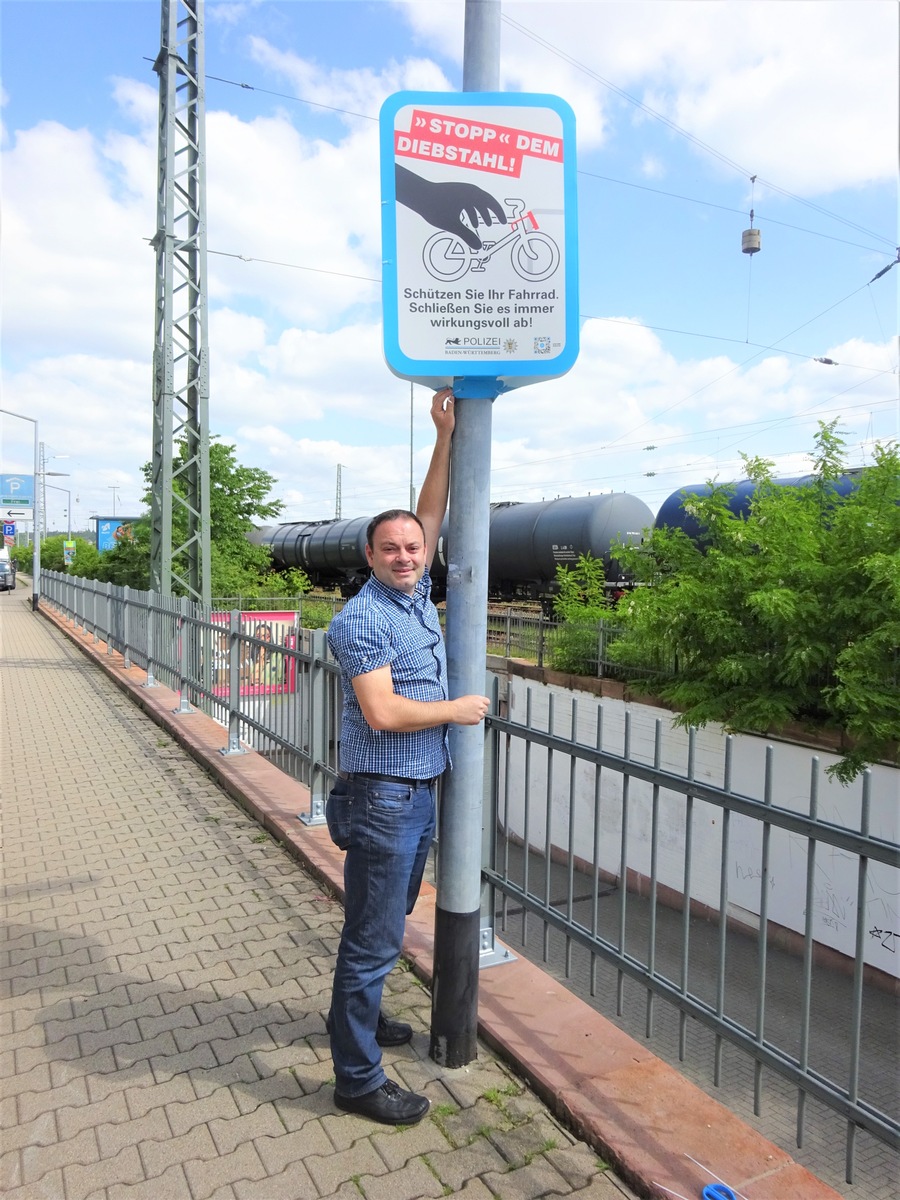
534 336 551 354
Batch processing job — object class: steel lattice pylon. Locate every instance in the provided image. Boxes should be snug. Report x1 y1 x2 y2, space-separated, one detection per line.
150 0 211 603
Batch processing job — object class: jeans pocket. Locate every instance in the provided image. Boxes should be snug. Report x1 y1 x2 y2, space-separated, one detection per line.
326 782 352 850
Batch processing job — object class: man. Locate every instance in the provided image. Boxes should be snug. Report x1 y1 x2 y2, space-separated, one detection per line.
325 386 490 1126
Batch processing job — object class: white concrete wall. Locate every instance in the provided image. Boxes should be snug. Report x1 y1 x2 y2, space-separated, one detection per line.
500 675 900 979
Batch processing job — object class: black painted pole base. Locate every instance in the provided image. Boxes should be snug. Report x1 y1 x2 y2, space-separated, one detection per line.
429 906 480 1067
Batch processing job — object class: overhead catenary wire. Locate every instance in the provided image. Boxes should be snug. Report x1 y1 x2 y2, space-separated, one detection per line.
208 231 893 502
576 170 888 256
744 177 758 341
295 389 893 513
582 280 893 456
193 41 895 501
580 313 894 374
202 245 893 377
486 395 897 477
200 68 894 260
500 13 895 248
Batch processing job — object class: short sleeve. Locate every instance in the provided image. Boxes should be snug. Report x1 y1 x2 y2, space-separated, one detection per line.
328 605 394 679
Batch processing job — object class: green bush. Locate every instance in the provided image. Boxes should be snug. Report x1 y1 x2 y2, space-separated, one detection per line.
297 600 338 631
609 423 899 782
550 553 611 674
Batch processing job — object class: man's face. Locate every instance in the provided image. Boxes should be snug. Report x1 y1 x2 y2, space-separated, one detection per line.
366 517 427 595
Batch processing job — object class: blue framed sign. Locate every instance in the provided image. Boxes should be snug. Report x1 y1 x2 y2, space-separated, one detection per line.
1 473 35 508
380 92 578 390
95 516 139 553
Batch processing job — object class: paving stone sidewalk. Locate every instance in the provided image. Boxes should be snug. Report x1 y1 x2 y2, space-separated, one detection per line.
1 593 638 1200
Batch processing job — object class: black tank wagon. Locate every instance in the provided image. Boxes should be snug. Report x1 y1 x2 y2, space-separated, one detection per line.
251 492 654 605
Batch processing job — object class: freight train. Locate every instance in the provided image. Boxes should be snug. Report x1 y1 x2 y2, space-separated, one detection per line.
252 470 866 606
250 492 655 605
653 469 864 540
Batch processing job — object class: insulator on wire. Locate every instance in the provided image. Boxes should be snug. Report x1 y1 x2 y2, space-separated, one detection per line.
742 196 760 255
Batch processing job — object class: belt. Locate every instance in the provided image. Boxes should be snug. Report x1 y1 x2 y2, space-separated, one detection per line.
339 771 437 788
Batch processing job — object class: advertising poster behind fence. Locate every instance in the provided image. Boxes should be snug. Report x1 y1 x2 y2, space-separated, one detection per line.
210 611 299 697
381 92 578 387
95 516 140 553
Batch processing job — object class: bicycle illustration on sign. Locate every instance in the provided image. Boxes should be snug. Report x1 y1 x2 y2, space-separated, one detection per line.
422 198 560 283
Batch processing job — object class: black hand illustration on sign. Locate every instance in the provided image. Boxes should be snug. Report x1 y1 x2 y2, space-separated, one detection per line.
396 164 507 250
420 195 560 284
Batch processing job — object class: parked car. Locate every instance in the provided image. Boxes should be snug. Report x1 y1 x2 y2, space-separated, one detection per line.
0 558 17 591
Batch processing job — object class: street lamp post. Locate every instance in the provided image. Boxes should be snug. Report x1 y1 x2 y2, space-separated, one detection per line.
108 485 119 516
45 482 72 539
0 408 40 609
39 443 69 539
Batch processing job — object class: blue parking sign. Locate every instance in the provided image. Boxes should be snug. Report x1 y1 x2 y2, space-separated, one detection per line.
1 474 35 507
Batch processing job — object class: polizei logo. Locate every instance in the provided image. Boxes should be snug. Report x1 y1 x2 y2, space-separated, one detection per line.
444 335 504 355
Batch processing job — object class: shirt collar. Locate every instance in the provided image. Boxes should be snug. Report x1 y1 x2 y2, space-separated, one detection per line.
367 567 430 611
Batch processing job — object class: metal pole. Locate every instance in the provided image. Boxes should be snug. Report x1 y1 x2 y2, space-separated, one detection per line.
0 408 41 610
410 382 415 511
32 425 41 608
151 0 212 604
40 442 47 540
462 0 501 90
44 483 71 540
220 609 246 755
429 0 501 1070
299 628 328 826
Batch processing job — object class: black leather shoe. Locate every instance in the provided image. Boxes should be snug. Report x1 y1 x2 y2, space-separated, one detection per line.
325 1012 414 1047
335 1079 429 1125
375 1013 413 1046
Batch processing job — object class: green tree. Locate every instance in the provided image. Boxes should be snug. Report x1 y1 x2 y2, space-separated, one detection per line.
90 522 152 589
69 439 310 600
146 439 287 598
64 538 103 579
551 553 611 673
40 535 102 577
608 423 899 781
10 543 35 571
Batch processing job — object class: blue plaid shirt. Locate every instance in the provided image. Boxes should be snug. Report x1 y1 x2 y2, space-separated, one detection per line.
328 567 450 778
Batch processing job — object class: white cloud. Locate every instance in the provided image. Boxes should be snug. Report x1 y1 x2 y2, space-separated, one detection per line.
640 155 665 180
204 109 382 325
3 1 893 536
395 0 897 193
1 120 155 360
248 36 452 122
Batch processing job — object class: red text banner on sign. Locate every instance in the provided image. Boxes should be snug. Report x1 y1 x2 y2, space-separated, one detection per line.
394 109 564 179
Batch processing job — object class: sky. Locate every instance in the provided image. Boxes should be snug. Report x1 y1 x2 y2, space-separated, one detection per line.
1 0 897 538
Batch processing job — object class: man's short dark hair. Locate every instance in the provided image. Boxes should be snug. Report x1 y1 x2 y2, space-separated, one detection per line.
367 509 426 549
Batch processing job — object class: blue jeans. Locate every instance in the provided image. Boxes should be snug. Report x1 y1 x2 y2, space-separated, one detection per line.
326 775 436 1097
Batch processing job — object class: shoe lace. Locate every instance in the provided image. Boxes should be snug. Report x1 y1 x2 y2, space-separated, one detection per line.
380 1080 402 1098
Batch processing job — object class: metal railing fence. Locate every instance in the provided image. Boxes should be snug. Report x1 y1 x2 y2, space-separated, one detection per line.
38 570 899 1183
484 688 899 1183
41 573 341 818
214 596 634 676
211 592 345 628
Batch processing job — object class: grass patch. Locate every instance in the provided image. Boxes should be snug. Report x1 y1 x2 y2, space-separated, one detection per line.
482 1082 522 1107
522 1137 559 1165
430 1103 459 1119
